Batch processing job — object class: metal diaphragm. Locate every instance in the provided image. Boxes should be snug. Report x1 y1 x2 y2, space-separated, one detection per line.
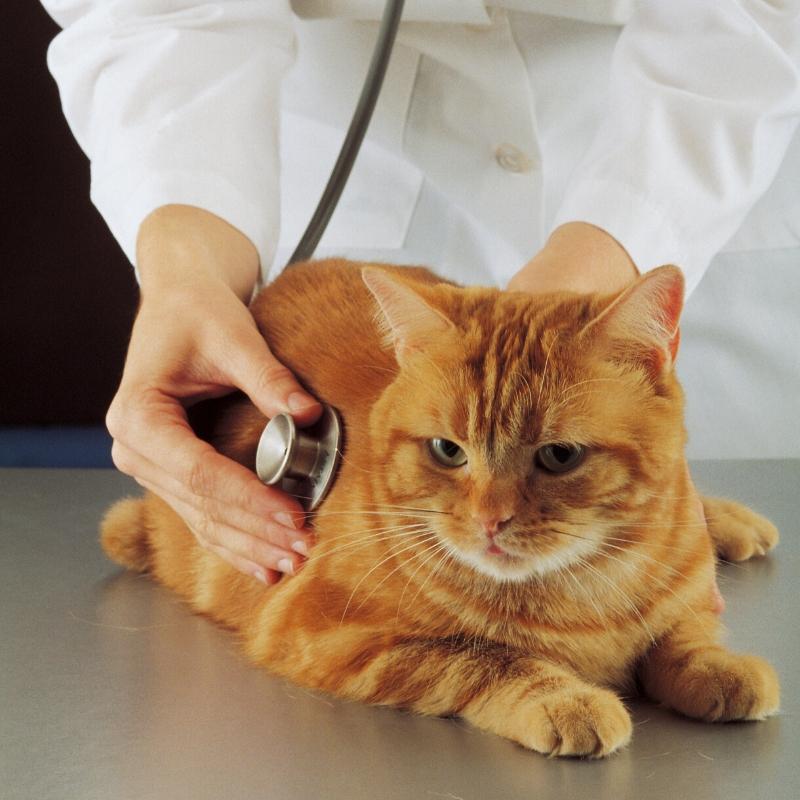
255 404 342 511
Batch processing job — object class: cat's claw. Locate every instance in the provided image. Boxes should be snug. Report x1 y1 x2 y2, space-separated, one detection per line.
702 496 779 562
524 687 632 758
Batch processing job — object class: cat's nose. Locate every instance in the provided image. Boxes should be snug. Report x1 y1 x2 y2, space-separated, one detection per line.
475 513 513 539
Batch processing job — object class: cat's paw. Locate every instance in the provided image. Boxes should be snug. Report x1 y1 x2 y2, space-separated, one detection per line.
665 650 780 722
523 687 632 758
702 496 779 562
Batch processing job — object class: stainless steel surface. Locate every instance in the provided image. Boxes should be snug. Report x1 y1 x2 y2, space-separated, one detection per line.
256 413 297 484
1 462 798 800
255 406 342 510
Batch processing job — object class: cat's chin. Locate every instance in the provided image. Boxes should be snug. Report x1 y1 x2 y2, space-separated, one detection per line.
453 540 597 583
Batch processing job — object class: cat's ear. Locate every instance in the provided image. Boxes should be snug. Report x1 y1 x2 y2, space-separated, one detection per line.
362 267 455 362
584 265 684 375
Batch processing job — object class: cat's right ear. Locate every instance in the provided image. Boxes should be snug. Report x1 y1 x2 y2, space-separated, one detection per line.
362 267 455 363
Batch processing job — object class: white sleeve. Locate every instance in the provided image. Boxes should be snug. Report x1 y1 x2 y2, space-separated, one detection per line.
41 0 296 271
552 0 800 296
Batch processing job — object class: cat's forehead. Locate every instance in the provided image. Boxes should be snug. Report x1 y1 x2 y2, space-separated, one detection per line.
448 295 597 457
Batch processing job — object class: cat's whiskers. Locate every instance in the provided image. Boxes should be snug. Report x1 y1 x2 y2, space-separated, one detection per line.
316 516 430 541
310 526 433 562
394 539 451 623
320 522 426 545
353 536 445 616
405 545 454 617
312 510 442 519
607 516 741 529
548 523 746 574
560 562 605 620
354 502 451 515
340 535 444 624
572 554 657 645
599 538 698 579
597 543 704 626
544 526 594 544
329 447 375 474
604 533 747 573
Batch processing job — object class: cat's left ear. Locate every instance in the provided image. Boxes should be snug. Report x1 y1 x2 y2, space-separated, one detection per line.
362 267 455 363
583 265 684 375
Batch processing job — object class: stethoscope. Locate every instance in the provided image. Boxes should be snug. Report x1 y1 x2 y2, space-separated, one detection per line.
255 1 405 510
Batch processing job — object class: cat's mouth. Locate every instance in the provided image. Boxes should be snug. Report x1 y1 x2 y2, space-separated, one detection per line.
444 526 601 582
485 541 523 562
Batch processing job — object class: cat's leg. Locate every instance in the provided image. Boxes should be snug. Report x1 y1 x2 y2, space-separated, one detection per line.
639 613 779 722
459 654 632 758
701 495 779 562
284 634 632 758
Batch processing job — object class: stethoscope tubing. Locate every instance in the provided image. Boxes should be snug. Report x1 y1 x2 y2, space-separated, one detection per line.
287 0 406 266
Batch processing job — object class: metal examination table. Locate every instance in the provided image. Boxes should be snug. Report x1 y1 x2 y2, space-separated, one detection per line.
2 462 798 799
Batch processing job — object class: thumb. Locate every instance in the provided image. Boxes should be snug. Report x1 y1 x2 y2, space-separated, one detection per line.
226 323 323 426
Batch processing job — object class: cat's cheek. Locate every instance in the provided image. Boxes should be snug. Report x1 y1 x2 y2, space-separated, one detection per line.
380 443 437 500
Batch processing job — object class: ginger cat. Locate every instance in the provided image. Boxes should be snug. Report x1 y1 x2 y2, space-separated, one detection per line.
102 259 779 758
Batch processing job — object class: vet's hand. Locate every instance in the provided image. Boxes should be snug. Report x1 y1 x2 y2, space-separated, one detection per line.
508 222 639 296
107 205 321 584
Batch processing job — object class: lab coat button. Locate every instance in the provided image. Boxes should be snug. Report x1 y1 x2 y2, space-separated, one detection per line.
494 143 533 173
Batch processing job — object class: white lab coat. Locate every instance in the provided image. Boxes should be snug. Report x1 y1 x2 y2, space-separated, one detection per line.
41 0 800 458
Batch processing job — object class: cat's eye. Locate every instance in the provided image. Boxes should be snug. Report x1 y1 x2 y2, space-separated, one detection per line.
428 438 468 468
535 443 585 474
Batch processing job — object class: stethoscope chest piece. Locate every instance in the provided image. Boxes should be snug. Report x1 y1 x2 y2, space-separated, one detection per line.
255 404 342 511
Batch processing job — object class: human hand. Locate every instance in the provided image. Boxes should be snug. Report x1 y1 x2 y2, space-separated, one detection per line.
507 222 639 296
107 205 322 584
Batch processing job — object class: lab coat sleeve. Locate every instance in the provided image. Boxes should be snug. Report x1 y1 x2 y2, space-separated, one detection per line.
41 0 296 272
552 0 800 296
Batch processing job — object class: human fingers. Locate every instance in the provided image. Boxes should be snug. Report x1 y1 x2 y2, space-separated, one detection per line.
206 544 282 586
108 396 313 562
120 442 312 552
109 390 305 516
135 474 306 579
222 325 323 428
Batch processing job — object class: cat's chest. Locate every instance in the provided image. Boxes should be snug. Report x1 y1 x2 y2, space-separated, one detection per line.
501 616 651 688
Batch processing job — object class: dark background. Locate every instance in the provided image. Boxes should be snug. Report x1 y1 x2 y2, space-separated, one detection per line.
2 2 139 427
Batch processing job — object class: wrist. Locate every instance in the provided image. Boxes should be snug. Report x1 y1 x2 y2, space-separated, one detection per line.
137 205 260 303
509 222 638 295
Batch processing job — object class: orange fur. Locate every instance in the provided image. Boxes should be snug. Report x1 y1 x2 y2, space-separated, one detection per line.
101 259 779 758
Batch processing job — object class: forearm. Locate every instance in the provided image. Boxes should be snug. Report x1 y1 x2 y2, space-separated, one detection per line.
137 205 260 304
508 222 638 295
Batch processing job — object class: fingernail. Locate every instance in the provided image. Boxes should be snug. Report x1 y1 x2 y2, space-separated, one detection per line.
291 539 309 557
273 511 298 530
287 392 319 412
253 569 267 585
277 557 294 575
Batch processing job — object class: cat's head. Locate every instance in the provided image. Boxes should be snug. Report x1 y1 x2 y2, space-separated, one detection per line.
362 265 686 583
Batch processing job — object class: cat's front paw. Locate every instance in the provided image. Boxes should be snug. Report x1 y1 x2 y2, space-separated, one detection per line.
665 650 780 722
523 687 632 758
702 496 779 562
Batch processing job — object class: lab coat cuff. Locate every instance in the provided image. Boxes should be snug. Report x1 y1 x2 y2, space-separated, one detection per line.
90 170 279 282
552 179 703 297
